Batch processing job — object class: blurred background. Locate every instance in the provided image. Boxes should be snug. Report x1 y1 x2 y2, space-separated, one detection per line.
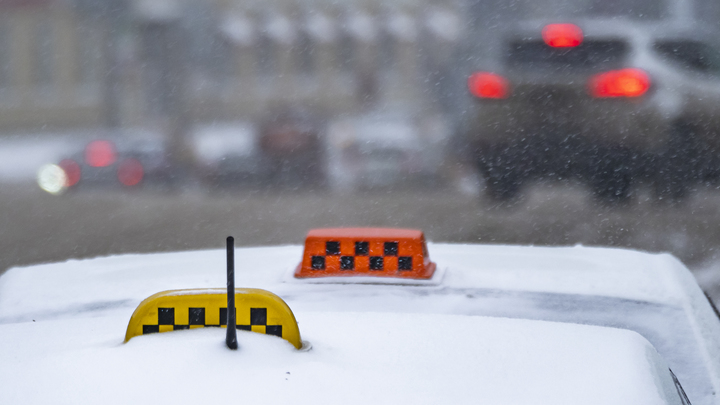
1 0 719 300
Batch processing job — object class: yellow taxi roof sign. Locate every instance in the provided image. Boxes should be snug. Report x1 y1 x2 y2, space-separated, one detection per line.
125 288 302 349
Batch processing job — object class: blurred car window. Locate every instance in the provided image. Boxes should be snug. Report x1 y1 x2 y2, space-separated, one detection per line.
654 40 720 76
507 39 630 71
470 0 669 23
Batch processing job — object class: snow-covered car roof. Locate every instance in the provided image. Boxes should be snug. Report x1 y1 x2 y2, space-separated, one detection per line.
0 244 706 314
327 117 421 151
0 307 684 405
191 122 258 163
0 243 718 404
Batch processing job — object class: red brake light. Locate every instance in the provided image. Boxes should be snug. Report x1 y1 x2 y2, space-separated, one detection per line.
85 140 117 167
58 159 81 187
117 158 144 186
589 68 650 98
468 72 510 99
542 24 583 48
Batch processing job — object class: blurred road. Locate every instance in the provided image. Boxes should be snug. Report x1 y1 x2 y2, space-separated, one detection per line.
1 180 719 300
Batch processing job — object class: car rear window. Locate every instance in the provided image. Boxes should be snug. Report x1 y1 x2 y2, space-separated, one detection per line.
654 40 720 76
506 40 629 71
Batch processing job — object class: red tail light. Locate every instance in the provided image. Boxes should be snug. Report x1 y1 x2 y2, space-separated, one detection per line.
542 23 583 47
85 140 117 167
468 72 510 99
58 159 81 187
589 68 651 98
117 158 144 186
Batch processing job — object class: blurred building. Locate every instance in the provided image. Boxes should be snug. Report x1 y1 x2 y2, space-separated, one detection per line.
0 0 109 131
3 0 718 135
0 0 463 134
170 0 464 123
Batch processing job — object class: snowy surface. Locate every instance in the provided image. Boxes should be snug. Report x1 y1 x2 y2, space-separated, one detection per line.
0 244 702 317
0 244 718 405
0 310 676 405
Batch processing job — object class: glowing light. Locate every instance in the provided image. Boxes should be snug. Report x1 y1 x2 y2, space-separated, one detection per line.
589 68 651 98
37 164 67 195
59 159 81 186
85 140 117 167
467 72 510 99
117 158 144 186
542 24 583 47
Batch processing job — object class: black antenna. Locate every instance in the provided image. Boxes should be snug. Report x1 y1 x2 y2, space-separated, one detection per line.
226 236 238 350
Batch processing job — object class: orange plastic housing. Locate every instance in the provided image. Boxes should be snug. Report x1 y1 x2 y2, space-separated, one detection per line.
294 228 436 279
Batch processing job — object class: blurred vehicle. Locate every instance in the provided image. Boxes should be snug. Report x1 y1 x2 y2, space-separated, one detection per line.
0 235 715 403
259 106 326 188
46 135 175 193
191 122 271 188
326 113 449 192
460 19 720 202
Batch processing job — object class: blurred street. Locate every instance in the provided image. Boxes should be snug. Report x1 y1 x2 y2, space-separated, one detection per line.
2 179 719 301
0 0 719 306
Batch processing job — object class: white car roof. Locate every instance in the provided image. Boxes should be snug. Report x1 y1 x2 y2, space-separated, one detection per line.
327 117 421 151
0 244 718 404
191 122 258 163
0 244 706 316
0 308 680 405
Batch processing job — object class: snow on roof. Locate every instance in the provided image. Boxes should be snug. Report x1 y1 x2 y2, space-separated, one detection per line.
348 119 420 150
0 244 699 320
191 122 258 163
344 12 376 42
264 15 295 44
425 9 461 42
387 13 417 42
0 243 717 404
328 112 449 148
305 13 337 43
0 308 674 405
221 15 256 46
133 0 181 21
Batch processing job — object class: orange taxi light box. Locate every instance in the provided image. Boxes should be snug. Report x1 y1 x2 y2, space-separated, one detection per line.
295 228 436 279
